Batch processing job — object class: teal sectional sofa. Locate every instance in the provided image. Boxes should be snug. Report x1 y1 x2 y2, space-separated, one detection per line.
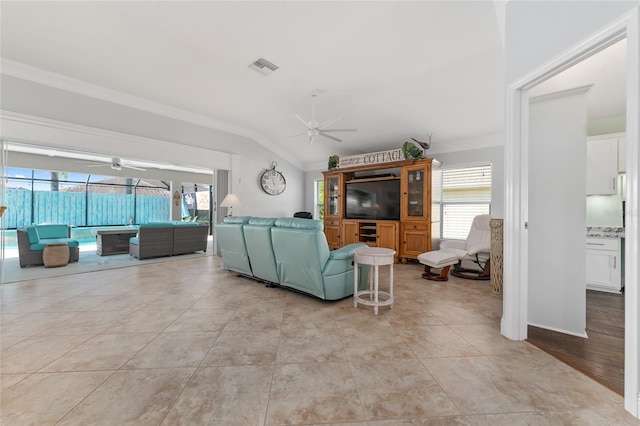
215 216 369 300
17 224 80 268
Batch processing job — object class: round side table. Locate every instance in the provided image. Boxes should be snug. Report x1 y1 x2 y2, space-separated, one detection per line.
353 247 395 315
43 243 69 268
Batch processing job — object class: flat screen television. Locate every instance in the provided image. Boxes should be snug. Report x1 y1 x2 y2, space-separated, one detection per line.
345 179 401 220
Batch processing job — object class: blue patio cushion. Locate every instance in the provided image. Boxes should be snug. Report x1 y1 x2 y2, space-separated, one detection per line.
172 221 202 226
129 237 139 245
36 224 69 239
25 226 40 244
141 222 174 227
30 238 79 251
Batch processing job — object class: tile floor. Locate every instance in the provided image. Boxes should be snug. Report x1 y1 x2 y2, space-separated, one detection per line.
1 256 638 425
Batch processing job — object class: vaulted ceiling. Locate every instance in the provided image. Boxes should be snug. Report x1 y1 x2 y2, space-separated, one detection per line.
2 2 620 170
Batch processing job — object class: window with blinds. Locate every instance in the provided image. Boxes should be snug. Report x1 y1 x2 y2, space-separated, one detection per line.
441 164 491 239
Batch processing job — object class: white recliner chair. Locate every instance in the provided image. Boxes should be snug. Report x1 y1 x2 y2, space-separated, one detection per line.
418 214 491 281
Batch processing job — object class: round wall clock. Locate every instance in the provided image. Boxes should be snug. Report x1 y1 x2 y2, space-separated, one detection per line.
260 161 286 195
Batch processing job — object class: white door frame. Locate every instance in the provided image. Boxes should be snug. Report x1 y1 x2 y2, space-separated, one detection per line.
503 9 640 417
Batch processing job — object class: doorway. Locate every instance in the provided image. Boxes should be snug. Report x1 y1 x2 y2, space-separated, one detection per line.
503 13 639 418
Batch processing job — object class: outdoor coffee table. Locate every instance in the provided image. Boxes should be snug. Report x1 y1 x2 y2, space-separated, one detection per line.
96 229 138 256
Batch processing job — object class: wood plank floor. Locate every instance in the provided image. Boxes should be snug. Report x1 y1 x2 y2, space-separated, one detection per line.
526 290 625 395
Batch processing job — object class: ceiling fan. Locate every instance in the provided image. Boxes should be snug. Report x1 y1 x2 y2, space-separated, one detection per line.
77 157 146 171
294 91 357 144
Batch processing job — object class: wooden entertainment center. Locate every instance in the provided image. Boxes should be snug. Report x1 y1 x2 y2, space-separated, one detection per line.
323 157 441 263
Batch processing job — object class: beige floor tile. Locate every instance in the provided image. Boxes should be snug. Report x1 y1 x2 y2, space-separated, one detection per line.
277 328 347 363
57 368 194 426
340 325 416 361
545 407 640 425
490 350 624 410
0 258 633 425
422 356 543 415
123 331 217 369
35 294 117 312
398 325 482 358
164 308 234 332
89 294 163 311
40 333 157 372
201 329 279 366
0 311 79 337
0 374 28 393
142 293 205 310
350 359 460 420
1 371 111 425
1 334 91 374
223 304 283 331
450 323 538 356
162 365 273 425
190 290 247 310
108 309 185 333
41 309 126 335
265 362 366 425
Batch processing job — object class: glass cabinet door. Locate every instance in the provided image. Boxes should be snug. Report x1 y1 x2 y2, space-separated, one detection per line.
402 164 430 221
326 175 340 218
406 168 424 217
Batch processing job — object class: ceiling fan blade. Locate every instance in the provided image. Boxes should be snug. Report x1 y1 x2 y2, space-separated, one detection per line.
124 165 147 171
321 128 358 133
295 114 310 129
318 116 341 129
319 132 342 143
288 132 308 138
308 135 314 144
84 163 110 168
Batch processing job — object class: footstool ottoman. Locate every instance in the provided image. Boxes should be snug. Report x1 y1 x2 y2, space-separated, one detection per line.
43 243 70 268
417 250 460 281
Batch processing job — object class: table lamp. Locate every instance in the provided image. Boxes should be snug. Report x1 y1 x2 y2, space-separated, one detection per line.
220 194 241 216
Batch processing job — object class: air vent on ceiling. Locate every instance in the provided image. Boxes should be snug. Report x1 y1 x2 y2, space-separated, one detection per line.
248 58 279 75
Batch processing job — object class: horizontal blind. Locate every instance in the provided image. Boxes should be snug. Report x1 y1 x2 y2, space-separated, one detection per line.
442 165 491 239
442 165 491 202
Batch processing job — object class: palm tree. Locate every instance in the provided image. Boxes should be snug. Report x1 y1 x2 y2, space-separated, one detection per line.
50 171 68 192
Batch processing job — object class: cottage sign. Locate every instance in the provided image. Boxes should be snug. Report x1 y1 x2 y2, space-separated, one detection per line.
337 148 405 168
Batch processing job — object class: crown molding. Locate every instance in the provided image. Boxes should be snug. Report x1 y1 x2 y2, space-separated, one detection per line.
0 110 230 172
1 59 304 170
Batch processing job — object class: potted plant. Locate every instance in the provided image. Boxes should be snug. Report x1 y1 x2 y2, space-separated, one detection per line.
328 155 339 170
402 141 423 160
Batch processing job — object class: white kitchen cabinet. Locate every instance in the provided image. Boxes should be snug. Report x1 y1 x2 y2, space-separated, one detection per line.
586 137 618 195
618 137 626 172
586 237 622 293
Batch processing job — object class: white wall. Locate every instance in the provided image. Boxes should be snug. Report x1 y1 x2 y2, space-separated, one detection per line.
505 1 638 84
0 76 305 219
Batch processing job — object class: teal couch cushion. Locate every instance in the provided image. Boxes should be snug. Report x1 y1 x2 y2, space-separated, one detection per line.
35 224 69 239
30 238 79 251
223 216 251 224
25 226 40 244
141 222 174 227
244 218 278 283
274 217 323 230
129 237 139 245
215 220 253 276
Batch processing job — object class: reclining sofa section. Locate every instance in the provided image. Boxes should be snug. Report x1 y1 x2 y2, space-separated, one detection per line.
215 216 369 300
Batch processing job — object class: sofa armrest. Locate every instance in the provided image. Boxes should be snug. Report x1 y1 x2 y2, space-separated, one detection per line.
329 243 367 260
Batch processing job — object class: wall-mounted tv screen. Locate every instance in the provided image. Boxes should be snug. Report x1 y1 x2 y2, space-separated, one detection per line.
345 180 401 220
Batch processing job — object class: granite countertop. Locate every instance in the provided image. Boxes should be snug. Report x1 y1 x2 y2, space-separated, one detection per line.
587 226 625 238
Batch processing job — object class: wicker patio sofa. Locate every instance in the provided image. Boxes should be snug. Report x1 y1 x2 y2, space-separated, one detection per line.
129 222 209 260
17 225 80 268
